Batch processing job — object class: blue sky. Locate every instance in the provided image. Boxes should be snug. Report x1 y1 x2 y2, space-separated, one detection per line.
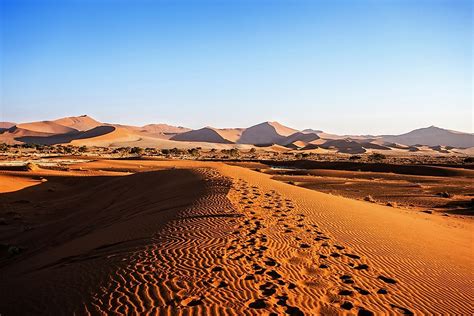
1 0 472 134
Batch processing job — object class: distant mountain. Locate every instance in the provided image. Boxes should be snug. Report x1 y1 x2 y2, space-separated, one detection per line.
238 122 298 145
381 126 474 148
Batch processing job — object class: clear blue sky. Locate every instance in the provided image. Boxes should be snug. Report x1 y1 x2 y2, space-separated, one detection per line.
1 0 472 134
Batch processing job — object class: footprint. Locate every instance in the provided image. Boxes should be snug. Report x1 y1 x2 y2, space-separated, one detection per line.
338 289 353 296
358 307 375 316
211 280 228 288
264 258 278 266
354 264 369 270
378 275 397 284
244 274 256 281
210 266 223 272
285 305 304 315
181 296 203 306
266 270 282 279
248 299 267 309
353 287 370 295
340 275 354 284
259 282 277 296
287 283 297 290
340 301 353 310
390 304 414 315
345 253 361 260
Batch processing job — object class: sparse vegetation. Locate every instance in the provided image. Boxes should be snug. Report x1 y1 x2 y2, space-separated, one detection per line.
368 153 386 161
188 147 200 157
24 162 39 171
436 191 452 198
464 157 474 163
130 147 144 155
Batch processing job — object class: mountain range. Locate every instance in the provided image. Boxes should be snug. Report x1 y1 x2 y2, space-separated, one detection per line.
1 115 472 154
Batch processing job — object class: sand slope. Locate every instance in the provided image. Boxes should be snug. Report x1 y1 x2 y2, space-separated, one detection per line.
0 160 471 315
15 121 78 134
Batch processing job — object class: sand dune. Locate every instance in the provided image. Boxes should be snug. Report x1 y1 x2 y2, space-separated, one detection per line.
0 123 78 145
285 140 307 149
382 126 474 148
171 127 243 144
172 122 297 146
16 121 78 134
110 123 190 140
2 116 472 151
320 139 367 154
70 126 142 146
53 115 102 131
0 122 16 130
0 159 471 315
140 123 191 135
12 125 115 145
239 122 298 145
281 131 320 146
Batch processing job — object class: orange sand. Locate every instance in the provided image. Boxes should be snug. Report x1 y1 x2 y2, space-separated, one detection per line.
0 159 472 315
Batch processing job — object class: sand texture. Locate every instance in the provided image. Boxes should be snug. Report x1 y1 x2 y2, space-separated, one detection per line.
0 160 472 315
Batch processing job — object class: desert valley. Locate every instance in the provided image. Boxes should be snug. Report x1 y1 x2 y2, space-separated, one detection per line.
0 115 473 315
